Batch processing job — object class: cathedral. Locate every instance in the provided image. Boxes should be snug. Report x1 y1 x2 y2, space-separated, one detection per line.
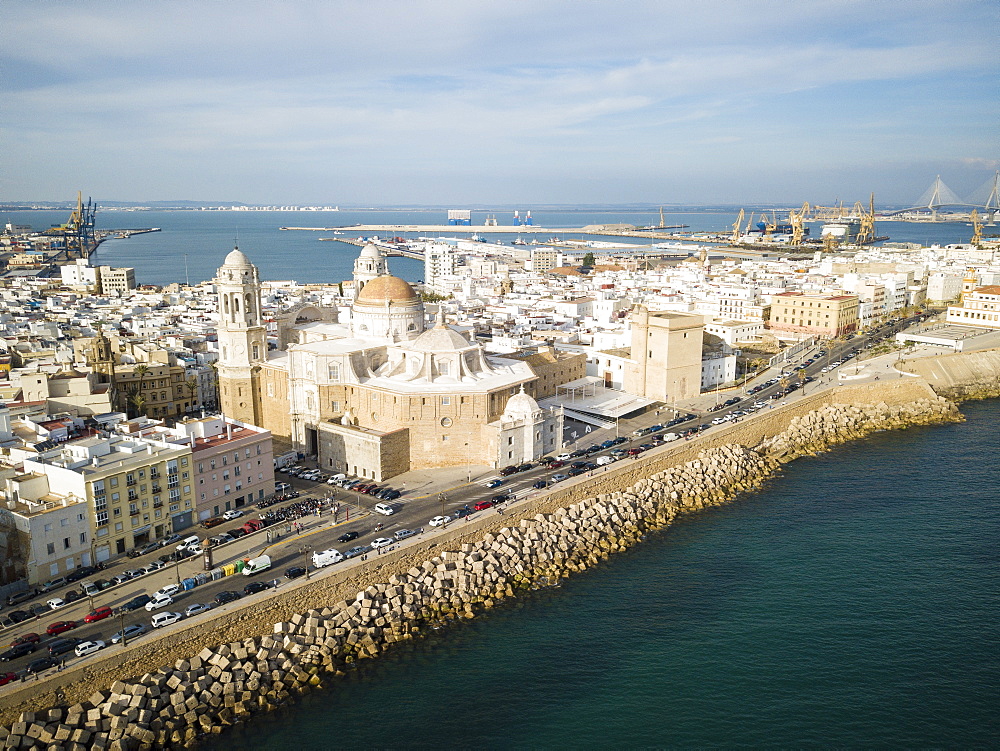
214 245 568 480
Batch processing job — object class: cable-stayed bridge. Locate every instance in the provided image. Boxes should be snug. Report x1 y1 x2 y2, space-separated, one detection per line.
886 173 1000 216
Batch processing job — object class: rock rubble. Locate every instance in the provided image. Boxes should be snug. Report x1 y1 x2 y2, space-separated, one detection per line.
0 394 963 750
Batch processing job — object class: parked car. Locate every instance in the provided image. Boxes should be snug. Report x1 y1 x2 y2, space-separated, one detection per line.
343 546 368 559
393 528 418 541
63 590 84 604
111 623 148 644
74 640 107 657
0 643 36 661
37 577 67 594
8 633 41 648
48 637 82 657
337 530 359 543
26 656 58 674
429 515 450 527
120 594 152 613
143 561 166 574
84 606 113 623
491 494 512 503
45 620 77 637
0 672 18 686
473 500 494 511
5 610 32 624
498 465 519 476
137 541 161 556
551 474 569 482
184 603 214 618
160 534 181 547
284 567 307 579
243 581 269 596
151 611 185 629
145 594 174 612
214 591 241 605
46 597 67 610
532 480 548 489
66 566 96 583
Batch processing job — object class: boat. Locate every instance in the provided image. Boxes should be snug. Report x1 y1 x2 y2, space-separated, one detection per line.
511 237 527 246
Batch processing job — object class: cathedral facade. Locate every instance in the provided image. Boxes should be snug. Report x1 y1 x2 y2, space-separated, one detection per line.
215 245 567 479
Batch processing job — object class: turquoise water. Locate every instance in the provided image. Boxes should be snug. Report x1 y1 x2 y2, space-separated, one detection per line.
204 400 1000 749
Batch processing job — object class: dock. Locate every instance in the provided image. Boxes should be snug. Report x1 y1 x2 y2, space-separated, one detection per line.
281 224 720 244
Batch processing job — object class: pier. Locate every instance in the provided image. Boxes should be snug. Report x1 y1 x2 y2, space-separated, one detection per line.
282 224 719 244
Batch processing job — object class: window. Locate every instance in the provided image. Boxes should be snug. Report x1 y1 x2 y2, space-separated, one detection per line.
79 532 86 544
63 537 71 550
441 396 450 406
328 364 340 380
46 542 55 555
44 522 52 533
96 511 108 526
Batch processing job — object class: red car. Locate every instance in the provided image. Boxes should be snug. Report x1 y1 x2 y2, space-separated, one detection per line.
9 633 40 647
45 621 78 637
0 671 16 686
473 500 494 512
84 606 113 624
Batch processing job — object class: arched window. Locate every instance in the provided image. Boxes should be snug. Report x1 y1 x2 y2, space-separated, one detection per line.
233 295 241 313
223 295 230 315
246 294 253 316
252 343 260 360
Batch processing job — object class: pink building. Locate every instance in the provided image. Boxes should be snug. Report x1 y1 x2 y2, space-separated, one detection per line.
173 416 275 521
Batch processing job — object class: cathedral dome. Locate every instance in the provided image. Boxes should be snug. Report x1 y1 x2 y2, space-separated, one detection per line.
358 242 382 259
355 275 420 306
503 386 540 418
410 324 470 352
223 246 253 268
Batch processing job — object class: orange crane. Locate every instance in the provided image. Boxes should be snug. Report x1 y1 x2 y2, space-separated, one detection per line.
731 209 745 245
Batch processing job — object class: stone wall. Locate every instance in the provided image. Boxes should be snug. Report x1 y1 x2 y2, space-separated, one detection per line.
899 348 1000 401
0 383 963 749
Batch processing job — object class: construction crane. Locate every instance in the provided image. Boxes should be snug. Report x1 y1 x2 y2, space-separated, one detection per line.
731 209 745 245
971 209 983 248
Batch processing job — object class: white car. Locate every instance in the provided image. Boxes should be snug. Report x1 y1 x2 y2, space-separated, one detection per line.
154 584 181 599
145 594 174 612
556 453 572 462
371 537 394 549
222 509 244 521
75 639 106 657
429 515 451 527
151 611 184 629
373 503 395 516
46 597 66 610
143 561 166 574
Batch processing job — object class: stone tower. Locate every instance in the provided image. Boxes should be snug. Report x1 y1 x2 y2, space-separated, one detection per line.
353 243 387 295
215 246 266 426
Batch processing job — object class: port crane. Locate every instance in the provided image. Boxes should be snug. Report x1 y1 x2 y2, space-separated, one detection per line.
971 209 983 248
43 192 97 258
731 209 744 245
854 194 876 245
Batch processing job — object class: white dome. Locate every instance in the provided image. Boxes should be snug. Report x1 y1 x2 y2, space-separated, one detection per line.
223 246 252 268
359 242 382 259
503 387 539 418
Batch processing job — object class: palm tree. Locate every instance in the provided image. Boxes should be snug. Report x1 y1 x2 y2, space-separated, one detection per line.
208 362 220 410
126 364 150 419
185 376 199 414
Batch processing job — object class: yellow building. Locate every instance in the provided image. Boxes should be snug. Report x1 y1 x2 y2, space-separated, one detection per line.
946 285 1000 329
768 292 859 338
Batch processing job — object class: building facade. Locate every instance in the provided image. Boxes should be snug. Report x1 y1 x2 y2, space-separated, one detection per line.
768 292 860 338
623 306 705 403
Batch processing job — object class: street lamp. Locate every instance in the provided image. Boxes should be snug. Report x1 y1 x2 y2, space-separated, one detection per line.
118 610 128 648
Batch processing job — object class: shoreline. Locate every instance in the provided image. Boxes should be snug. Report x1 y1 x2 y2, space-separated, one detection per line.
0 363 993 747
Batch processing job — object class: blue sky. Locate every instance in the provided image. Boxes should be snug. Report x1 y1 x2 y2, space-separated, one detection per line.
3 0 997 206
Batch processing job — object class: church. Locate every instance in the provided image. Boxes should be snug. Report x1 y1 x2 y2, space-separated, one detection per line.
214 245 572 480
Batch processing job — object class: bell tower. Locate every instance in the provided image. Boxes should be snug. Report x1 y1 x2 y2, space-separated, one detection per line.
215 246 266 426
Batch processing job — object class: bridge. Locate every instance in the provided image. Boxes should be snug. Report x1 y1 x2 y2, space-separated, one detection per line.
883 173 1000 217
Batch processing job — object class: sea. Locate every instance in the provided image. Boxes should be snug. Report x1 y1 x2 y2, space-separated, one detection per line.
0 207 983 288
5 208 998 747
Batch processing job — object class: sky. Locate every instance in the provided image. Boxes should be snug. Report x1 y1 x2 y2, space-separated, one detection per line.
2 0 998 207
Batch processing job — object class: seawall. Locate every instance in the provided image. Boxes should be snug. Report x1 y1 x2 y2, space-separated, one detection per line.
0 375 984 748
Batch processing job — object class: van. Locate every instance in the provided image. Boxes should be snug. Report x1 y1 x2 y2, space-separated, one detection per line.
595 455 615 466
242 554 272 576
311 549 344 568
176 535 201 552
80 581 100 596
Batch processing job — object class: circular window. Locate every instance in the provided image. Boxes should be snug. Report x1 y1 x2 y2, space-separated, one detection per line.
371 413 379 422
440 417 453 427
238 402 246 409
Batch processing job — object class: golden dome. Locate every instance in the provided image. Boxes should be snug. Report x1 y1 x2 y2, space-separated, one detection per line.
355 275 419 306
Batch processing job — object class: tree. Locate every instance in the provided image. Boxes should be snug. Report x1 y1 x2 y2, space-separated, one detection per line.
185 377 199 413
582 252 596 267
